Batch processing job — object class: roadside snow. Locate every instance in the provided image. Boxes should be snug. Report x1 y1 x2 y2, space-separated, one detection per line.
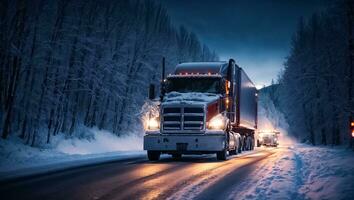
0 128 144 181
56 128 142 154
235 86 354 199
229 144 354 200
296 145 354 200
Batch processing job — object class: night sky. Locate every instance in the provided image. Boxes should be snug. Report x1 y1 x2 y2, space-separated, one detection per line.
159 0 328 87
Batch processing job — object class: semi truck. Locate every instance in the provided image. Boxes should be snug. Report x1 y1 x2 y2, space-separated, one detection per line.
144 59 258 161
257 130 279 147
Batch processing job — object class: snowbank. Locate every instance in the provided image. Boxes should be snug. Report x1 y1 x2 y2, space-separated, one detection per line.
229 144 354 200
232 85 354 199
56 128 142 155
296 145 354 200
0 128 144 180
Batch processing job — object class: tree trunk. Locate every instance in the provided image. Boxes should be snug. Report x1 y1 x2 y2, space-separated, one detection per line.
1 0 27 139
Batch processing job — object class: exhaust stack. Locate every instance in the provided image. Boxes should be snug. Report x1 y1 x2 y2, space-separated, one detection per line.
162 57 165 81
160 57 166 100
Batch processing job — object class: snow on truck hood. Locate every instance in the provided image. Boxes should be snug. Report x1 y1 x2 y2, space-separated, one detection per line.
162 92 220 106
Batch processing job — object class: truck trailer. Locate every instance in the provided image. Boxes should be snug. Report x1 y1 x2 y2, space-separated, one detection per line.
144 59 258 160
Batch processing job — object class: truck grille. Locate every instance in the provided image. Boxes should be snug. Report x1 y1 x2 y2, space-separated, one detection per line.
263 137 271 143
162 106 205 132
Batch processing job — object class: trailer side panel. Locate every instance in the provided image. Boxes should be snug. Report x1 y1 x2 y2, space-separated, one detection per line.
238 68 257 130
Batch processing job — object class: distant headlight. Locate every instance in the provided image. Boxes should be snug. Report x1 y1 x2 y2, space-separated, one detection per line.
207 114 227 130
147 117 160 130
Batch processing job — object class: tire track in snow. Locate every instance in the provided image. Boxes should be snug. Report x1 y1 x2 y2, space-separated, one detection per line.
292 150 304 200
224 147 302 200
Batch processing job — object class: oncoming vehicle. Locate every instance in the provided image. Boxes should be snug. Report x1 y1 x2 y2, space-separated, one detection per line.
143 58 258 161
257 130 279 147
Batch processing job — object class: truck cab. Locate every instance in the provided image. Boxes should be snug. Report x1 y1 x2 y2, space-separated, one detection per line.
144 59 257 161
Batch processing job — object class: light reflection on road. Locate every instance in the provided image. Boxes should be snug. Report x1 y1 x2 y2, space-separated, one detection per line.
125 148 279 200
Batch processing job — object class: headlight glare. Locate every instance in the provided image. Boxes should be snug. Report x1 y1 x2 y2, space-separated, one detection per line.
147 117 159 130
207 114 227 130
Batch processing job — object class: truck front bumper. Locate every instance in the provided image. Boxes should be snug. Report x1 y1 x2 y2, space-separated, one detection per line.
143 132 226 153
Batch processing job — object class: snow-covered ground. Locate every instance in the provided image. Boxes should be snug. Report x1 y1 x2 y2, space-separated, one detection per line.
231 89 354 200
229 143 354 200
0 128 144 181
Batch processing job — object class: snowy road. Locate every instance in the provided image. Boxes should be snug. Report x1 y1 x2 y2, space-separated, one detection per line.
1 145 353 200
0 148 278 200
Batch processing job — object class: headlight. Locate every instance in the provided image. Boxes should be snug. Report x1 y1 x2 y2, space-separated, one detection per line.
147 117 160 130
207 114 227 130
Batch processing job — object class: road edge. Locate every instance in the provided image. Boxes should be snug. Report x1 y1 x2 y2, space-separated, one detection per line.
0 153 146 184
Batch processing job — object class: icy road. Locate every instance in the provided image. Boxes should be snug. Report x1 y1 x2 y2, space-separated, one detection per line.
1 145 354 200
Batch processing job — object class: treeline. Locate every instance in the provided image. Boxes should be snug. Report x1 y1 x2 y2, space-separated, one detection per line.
278 0 353 145
0 0 218 146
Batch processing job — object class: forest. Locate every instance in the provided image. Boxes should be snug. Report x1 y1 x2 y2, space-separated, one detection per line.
1 0 353 148
0 0 218 146
276 0 354 146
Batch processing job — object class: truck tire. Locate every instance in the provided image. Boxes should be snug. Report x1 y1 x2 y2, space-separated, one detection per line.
257 140 261 147
147 151 160 161
242 136 247 151
251 137 255 150
217 149 227 160
172 153 182 159
238 140 242 153
229 149 237 155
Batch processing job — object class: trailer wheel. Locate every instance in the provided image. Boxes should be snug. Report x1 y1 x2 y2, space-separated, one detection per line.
251 137 255 150
241 136 246 151
244 136 249 150
172 153 182 160
217 149 227 160
238 140 242 153
147 151 160 161
245 135 252 150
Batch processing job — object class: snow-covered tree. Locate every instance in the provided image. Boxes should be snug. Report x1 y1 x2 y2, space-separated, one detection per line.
0 0 219 146
278 0 353 145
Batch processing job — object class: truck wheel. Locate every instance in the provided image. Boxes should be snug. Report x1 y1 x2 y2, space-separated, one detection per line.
238 140 242 153
242 136 246 151
147 151 160 161
217 149 227 160
257 140 261 147
172 153 182 160
229 149 237 155
251 137 255 150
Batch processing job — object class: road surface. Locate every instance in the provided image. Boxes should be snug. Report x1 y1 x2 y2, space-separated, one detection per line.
0 147 285 200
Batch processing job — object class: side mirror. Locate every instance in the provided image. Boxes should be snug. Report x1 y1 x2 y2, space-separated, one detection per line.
148 84 155 100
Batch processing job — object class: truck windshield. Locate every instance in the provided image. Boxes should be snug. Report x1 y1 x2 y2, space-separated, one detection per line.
165 77 221 94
